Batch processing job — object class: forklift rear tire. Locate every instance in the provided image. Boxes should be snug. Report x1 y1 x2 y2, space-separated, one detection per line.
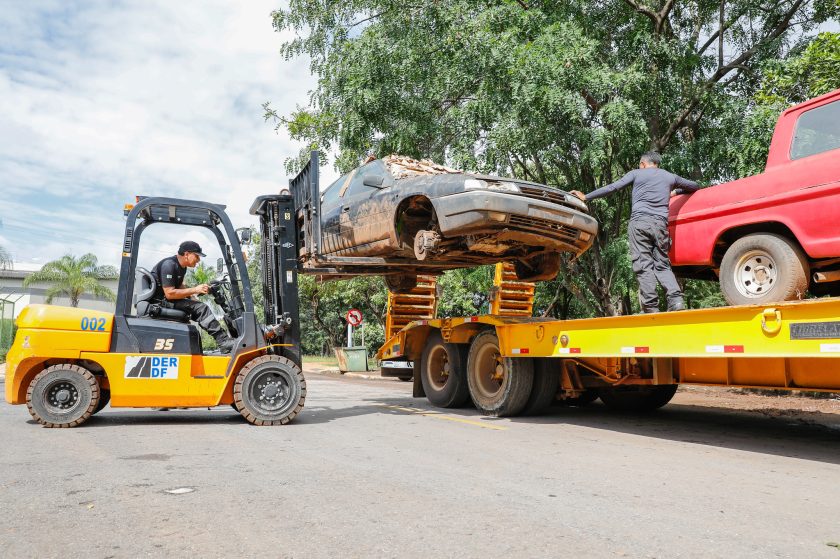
466 330 533 417
92 389 110 415
597 384 678 412
234 355 306 426
26 364 100 428
420 332 470 408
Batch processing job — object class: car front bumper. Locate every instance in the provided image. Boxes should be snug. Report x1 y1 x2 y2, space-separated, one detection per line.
433 191 598 252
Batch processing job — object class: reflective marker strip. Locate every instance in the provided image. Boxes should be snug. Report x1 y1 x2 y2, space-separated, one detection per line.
820 344 840 353
706 345 744 353
511 348 529 354
558 348 581 354
621 346 650 354
465 317 479 323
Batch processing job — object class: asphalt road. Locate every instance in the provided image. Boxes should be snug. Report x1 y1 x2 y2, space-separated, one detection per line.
2 369 840 558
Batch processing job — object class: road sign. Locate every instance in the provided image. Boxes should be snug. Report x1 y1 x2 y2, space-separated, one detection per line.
346 308 363 326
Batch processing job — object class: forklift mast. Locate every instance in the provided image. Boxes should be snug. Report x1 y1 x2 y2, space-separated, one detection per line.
250 194 302 368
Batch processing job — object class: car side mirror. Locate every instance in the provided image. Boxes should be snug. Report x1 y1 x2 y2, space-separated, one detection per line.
216 258 224 274
236 227 252 244
363 175 385 188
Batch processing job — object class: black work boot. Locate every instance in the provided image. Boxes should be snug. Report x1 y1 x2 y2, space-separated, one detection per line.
667 298 686 312
642 307 660 314
212 332 235 354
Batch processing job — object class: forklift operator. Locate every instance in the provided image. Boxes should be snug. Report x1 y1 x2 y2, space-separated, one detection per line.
150 240 234 353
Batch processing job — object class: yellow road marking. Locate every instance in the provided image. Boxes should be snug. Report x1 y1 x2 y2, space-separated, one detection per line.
379 404 507 431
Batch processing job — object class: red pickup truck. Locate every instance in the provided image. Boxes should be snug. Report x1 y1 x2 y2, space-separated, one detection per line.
669 88 840 305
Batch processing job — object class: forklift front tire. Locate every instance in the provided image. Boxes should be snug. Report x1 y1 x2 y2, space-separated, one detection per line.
234 355 306 425
26 364 100 428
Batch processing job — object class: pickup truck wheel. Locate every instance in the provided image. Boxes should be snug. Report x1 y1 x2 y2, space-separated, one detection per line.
521 358 559 415
234 355 306 425
26 364 100 428
720 234 808 306
385 273 418 294
513 253 561 282
466 330 533 417
597 384 677 412
420 332 469 408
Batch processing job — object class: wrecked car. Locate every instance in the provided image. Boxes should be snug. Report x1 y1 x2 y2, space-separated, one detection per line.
294 154 598 292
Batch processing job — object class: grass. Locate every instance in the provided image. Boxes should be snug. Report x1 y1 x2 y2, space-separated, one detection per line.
303 354 339 366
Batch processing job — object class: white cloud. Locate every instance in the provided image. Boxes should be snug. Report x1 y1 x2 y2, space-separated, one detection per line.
0 0 338 269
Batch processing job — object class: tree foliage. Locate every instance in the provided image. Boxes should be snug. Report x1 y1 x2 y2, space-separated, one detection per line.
270 0 834 318
22 254 117 308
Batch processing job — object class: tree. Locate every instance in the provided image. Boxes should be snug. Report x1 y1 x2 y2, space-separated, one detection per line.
23 254 117 307
730 31 840 176
269 0 833 316
0 245 11 271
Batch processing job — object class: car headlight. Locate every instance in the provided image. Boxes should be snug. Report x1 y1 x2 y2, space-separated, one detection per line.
464 179 520 193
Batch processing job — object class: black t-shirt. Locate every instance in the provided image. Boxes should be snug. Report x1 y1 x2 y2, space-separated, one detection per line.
151 255 187 301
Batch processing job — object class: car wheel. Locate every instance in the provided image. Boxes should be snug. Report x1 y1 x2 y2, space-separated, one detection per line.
719 233 808 306
513 252 561 282
385 274 418 293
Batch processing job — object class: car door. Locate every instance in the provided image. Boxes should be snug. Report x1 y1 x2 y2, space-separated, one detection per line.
337 161 395 255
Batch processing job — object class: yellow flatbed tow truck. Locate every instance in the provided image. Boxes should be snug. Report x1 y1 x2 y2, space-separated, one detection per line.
377 262 840 416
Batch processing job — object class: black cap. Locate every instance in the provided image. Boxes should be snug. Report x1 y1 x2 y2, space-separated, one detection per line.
178 241 206 257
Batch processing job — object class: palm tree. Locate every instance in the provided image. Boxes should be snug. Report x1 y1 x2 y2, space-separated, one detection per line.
0 245 11 270
23 254 118 307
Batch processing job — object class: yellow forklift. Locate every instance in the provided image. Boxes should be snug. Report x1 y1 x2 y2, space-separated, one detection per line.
5 194 307 426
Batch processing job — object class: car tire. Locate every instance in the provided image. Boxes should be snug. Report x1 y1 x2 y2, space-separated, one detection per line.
234 355 306 425
513 252 561 282
466 330 533 417
420 332 470 408
719 233 808 306
385 274 418 294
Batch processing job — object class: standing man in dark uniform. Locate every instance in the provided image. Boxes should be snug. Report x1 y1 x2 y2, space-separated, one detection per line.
151 240 234 352
570 152 700 313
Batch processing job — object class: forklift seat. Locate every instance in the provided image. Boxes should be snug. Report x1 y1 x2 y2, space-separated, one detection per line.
134 267 189 322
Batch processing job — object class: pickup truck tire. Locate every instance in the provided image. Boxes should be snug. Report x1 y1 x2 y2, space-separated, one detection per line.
420 332 470 408
719 233 808 306
26 364 100 428
385 273 418 294
521 358 559 415
466 330 533 416
597 384 677 412
234 355 306 425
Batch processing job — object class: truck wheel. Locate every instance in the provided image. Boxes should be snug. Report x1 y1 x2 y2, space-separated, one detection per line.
597 385 677 412
719 234 808 306
26 364 100 428
92 388 110 415
385 274 418 294
420 332 469 408
521 358 559 415
466 330 533 417
234 355 306 425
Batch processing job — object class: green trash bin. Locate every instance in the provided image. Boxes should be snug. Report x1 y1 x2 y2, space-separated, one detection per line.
334 346 368 372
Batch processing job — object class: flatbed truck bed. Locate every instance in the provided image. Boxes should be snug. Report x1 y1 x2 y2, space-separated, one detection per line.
377 297 840 415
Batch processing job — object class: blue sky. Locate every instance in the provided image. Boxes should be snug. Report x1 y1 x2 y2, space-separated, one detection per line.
0 0 336 270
